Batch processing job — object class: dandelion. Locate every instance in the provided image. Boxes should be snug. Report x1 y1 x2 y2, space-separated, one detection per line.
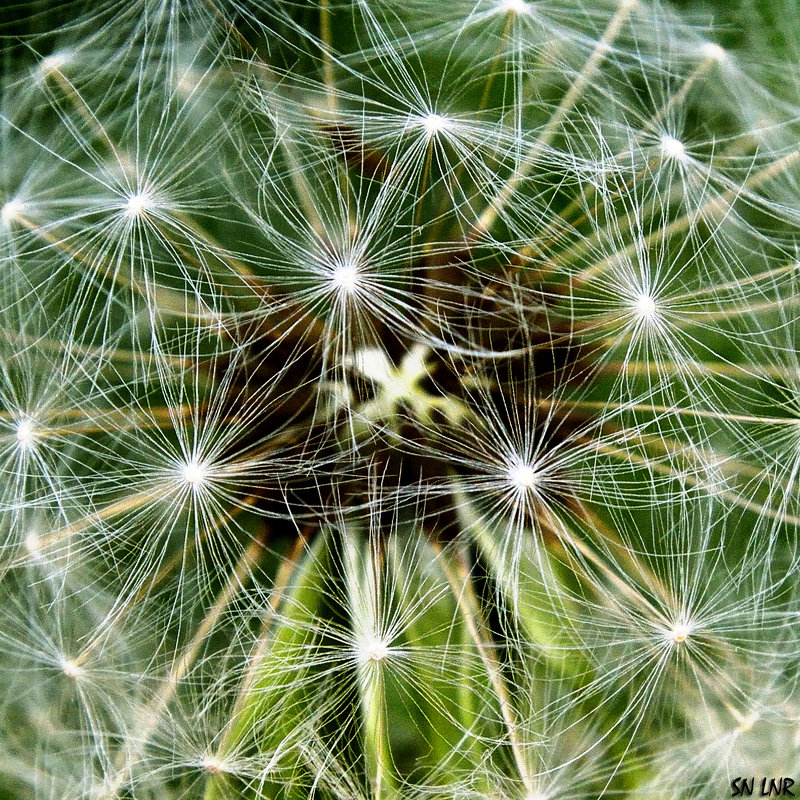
179 458 209 488
498 0 530 14
633 291 658 322
659 135 689 164
59 658 84 680
1 200 24 226
14 418 36 449
506 458 541 493
417 112 454 138
3 0 800 798
123 190 154 219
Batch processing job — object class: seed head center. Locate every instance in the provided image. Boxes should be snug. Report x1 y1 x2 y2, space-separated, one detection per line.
331 263 360 294
61 659 83 679
363 636 389 663
508 461 539 491
421 113 451 137
181 460 208 486
660 135 687 162
2 200 24 225
201 756 226 774
668 622 691 644
15 419 36 449
634 293 657 319
499 0 529 13
125 191 152 218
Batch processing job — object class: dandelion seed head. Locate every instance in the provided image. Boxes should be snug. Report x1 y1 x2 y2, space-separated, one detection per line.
1 200 24 225
3 0 795 789
180 459 208 487
60 658 83 679
701 42 726 63
124 191 153 218
660 135 688 163
350 345 429 404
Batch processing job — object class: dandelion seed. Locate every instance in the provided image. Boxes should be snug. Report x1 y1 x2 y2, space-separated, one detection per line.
701 42 727 63
660 135 688 163
124 191 153 218
507 459 540 492
360 635 389 663
180 459 208 487
420 113 453 138
498 0 530 14
1 200 24 226
15 418 36 449
60 658 83 679
201 755 228 775
667 621 692 644
330 262 360 294
738 712 758 733
40 52 69 75
634 292 658 320
24 532 42 557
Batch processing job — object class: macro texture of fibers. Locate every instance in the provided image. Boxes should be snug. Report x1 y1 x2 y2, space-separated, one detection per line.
1 1 799 798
